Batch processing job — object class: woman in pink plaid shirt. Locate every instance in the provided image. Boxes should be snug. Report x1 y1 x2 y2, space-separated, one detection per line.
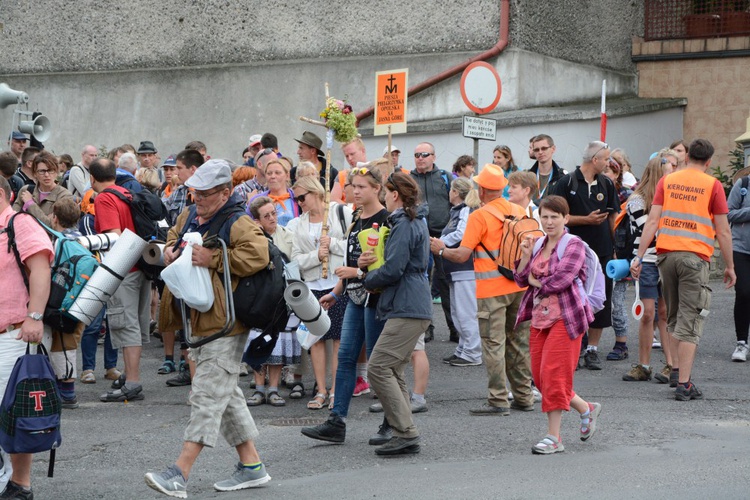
514 195 602 455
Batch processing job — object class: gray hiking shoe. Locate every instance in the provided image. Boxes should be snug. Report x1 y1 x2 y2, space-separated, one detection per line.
144 464 187 498
213 462 271 492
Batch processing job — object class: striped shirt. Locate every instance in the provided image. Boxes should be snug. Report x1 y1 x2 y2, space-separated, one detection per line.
626 194 657 264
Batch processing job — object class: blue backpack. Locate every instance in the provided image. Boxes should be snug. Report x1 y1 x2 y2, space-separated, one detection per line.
0 343 62 477
532 233 606 314
4 213 99 332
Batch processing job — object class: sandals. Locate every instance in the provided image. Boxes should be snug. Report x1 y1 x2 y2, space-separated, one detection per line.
531 435 564 455
307 392 327 410
157 360 176 375
267 391 286 407
80 370 96 384
246 391 266 407
328 393 335 410
289 382 305 399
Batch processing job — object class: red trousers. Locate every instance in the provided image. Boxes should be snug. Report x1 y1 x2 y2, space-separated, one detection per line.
529 320 583 413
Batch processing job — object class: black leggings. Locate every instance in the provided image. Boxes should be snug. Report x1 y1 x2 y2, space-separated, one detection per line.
734 251 750 342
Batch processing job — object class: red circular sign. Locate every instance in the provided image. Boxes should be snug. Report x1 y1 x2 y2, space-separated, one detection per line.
460 62 502 115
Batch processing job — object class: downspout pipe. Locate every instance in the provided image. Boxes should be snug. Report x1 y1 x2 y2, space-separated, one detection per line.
355 0 511 126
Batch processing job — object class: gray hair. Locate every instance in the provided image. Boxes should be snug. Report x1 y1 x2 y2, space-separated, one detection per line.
118 152 138 173
582 141 608 162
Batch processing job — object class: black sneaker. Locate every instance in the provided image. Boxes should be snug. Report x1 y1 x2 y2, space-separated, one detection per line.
583 350 602 370
449 329 459 343
368 419 392 445
166 370 192 387
301 414 346 443
0 481 33 500
424 324 434 343
510 401 534 412
675 382 704 401
375 436 420 456
669 369 679 388
449 357 482 367
442 354 458 364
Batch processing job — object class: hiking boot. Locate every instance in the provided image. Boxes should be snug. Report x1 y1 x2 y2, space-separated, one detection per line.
531 435 564 455
61 396 80 409
144 464 187 498
442 353 457 364
100 384 144 402
510 401 534 412
654 364 672 384
470 404 509 416
732 341 748 362
0 481 34 500
669 369 679 388
580 402 601 441
375 436 420 456
213 462 270 491
606 344 629 361
622 364 652 382
583 350 602 370
157 360 176 375
368 419 392 445
449 357 482 367
352 377 371 397
166 370 191 387
301 414 346 443
675 382 704 401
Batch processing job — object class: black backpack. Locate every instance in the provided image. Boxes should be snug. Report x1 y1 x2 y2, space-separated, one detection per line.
178 204 289 335
103 187 168 278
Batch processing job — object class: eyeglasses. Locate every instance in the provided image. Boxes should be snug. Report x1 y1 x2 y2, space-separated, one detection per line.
260 211 278 221
194 187 225 200
532 146 551 153
293 192 310 203
414 152 433 159
258 148 274 159
35 169 54 176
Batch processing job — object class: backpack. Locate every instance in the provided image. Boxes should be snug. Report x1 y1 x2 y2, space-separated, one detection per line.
3 213 99 333
178 204 290 336
479 200 545 280
567 168 609 201
0 343 62 478
613 200 635 260
532 233 606 314
102 187 168 279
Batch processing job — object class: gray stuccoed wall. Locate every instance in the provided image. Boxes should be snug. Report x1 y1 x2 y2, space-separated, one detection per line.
0 1 642 75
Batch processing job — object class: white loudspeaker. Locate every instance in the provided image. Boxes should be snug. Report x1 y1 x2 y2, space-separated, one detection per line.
18 115 51 142
0 83 29 109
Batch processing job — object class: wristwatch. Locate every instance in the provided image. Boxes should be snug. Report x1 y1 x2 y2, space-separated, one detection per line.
438 248 445 257
356 268 364 279
26 312 43 321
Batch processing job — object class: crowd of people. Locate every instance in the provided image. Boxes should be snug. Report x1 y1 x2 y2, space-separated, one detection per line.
0 127 745 498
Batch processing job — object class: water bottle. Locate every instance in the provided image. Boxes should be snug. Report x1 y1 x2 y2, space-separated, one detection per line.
366 223 380 248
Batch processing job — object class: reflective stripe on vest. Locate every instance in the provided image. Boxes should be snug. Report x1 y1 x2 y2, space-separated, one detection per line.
657 170 716 259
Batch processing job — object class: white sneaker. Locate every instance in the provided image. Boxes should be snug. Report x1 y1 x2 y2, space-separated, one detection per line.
652 336 661 349
532 387 542 402
732 342 748 362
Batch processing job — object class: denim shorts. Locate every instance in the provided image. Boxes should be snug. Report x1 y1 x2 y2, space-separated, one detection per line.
639 261 661 300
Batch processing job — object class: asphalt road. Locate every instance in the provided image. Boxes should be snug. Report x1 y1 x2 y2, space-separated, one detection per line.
26 278 750 499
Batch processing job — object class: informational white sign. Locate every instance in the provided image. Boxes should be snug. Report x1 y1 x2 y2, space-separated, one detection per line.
462 116 497 141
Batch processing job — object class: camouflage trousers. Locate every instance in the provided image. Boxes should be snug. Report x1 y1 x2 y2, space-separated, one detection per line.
476 291 533 408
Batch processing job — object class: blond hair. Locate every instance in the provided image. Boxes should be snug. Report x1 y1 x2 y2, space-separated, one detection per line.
507 171 538 201
292 175 325 201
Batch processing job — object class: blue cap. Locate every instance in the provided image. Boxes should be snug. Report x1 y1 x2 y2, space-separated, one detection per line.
161 154 177 167
10 131 27 141
649 152 659 160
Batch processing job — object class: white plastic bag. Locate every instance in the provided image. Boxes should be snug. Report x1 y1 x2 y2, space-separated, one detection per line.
296 322 323 350
160 232 214 313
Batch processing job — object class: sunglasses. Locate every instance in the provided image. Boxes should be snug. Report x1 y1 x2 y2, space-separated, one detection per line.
592 143 609 160
414 152 433 159
532 146 551 153
293 192 310 203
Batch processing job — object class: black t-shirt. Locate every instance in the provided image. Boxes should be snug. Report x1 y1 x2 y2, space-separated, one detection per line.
346 208 389 308
551 167 618 258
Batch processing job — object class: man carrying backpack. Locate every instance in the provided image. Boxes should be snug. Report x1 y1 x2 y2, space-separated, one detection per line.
551 141 620 370
436 164 535 416
0 176 54 499
90 158 151 403
145 160 272 497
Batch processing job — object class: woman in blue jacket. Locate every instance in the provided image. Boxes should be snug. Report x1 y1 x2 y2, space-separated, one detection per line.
360 172 431 456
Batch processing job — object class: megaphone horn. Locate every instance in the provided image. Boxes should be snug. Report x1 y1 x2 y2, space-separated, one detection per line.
18 115 51 142
0 83 29 109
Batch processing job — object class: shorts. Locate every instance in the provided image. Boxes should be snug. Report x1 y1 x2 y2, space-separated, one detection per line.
638 261 661 300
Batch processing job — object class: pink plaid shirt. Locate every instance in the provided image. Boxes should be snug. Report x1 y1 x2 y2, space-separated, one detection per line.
514 234 594 339
0 206 54 331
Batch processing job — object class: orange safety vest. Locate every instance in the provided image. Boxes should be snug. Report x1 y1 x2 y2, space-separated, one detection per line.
468 197 525 299
656 169 717 261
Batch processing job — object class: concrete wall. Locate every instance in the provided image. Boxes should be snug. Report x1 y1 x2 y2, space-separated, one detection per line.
0 1 642 75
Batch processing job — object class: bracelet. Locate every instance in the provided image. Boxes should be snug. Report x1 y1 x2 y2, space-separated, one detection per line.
330 292 339 302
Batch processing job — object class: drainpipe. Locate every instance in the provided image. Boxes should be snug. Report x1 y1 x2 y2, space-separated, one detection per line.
355 0 511 126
